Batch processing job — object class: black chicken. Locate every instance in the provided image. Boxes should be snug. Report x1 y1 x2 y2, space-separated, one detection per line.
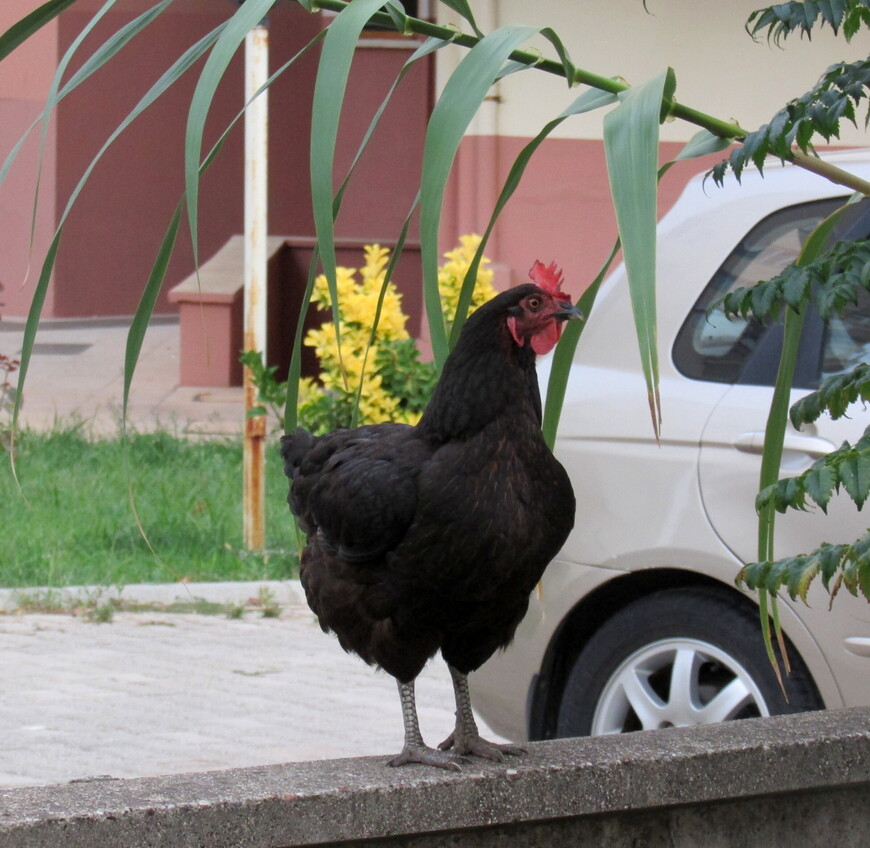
282 261 579 770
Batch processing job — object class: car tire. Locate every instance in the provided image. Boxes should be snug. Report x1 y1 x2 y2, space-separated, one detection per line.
555 587 823 737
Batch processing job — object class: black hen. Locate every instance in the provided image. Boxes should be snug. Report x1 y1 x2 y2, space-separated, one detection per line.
282 262 579 769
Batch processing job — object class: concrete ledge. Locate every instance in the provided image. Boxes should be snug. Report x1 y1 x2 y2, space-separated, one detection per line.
168 237 288 303
168 236 288 387
2 707 869 847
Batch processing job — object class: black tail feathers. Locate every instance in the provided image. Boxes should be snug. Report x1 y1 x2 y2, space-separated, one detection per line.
280 426 313 481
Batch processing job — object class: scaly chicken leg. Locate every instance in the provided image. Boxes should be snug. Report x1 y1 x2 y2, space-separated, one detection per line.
438 665 526 761
388 679 465 771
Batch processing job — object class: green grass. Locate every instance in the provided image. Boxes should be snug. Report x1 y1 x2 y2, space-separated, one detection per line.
1 428 300 588
10 586 284 621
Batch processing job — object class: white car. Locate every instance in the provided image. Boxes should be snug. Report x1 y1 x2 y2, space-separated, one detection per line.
470 149 870 741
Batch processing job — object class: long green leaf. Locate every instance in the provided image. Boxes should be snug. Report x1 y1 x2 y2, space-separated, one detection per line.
0 0 80 63
14 25 225 429
184 0 278 275
284 251 321 433
284 27 436 432
309 0 392 351
420 24 538 368
63 0 177 94
437 0 483 36
324 37 442 425
12 231 61 429
449 86 618 349
676 128 732 160
542 238 621 449
756 200 855 681
27 0 119 258
542 127 728 448
126 29 326 424
334 36 448 217
65 24 226 234
537 27 577 85
0 0 179 193
758 202 855 559
351 192 421 428
603 68 676 439
123 203 183 427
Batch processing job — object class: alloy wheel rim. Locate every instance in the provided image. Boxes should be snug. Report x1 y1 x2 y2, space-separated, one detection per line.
590 637 771 735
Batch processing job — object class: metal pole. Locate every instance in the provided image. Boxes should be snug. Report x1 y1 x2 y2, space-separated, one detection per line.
243 21 269 551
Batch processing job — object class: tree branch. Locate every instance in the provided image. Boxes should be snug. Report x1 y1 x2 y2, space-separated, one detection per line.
789 148 870 196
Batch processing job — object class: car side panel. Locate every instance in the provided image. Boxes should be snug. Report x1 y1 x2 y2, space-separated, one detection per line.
699 383 870 709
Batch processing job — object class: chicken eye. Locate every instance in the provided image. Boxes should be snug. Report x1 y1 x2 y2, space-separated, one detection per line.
526 296 542 311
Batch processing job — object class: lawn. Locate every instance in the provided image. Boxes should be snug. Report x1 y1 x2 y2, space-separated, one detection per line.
0 428 300 587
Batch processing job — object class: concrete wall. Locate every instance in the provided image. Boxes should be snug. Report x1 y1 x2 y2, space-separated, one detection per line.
2 707 869 847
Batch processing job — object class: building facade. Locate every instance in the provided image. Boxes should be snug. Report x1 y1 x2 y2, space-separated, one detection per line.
0 1 865 365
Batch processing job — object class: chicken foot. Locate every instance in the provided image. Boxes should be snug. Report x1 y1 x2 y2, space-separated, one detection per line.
438 665 526 762
388 679 466 771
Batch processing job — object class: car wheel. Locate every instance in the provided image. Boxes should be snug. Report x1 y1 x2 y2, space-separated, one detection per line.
555 587 823 737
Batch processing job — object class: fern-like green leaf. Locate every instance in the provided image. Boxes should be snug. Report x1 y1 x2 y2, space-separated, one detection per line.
792 363 870 425
845 3 870 38
805 463 839 512
819 540 850 589
839 449 870 508
712 59 870 185
757 428 870 514
715 237 870 327
750 277 781 321
747 0 869 45
739 535 870 605
795 557 820 604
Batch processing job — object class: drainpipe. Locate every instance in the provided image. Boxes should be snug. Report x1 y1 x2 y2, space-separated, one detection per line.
242 17 269 552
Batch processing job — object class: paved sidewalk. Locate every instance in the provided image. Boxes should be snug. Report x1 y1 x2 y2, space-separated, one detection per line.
0 322 505 789
0 315 244 436
0 581 507 789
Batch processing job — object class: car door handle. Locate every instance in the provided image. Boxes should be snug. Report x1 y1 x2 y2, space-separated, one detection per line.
733 431 835 458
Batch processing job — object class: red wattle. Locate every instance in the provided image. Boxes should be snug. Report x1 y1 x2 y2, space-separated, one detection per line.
531 321 561 356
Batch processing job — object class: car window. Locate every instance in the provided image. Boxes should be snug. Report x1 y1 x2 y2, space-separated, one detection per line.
673 196 848 386
821 285 870 379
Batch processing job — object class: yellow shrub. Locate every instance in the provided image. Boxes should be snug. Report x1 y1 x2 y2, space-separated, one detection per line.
299 235 496 433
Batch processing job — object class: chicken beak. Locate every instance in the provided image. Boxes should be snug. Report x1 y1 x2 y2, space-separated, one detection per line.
553 302 584 322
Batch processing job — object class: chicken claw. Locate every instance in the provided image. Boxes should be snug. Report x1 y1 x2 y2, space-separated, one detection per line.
437 731 526 762
390 680 467 771
440 666 527 763
388 744 465 772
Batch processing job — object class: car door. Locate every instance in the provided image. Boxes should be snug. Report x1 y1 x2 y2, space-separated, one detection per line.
692 197 870 564
684 196 870 707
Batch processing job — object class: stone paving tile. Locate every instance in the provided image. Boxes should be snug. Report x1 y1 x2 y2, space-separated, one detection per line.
0 599 502 788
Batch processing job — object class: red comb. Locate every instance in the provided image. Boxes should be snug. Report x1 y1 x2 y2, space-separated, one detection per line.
528 260 565 295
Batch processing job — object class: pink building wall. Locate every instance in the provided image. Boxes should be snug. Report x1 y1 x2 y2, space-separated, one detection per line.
0 1 59 317
441 136 725 297
0 2 433 327
1 0 724 382
0 1 323 319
